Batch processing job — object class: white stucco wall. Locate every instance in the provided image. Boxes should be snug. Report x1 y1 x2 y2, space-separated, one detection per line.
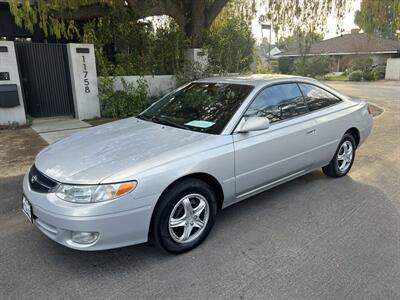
67 43 100 119
112 75 177 97
0 41 26 125
385 58 400 80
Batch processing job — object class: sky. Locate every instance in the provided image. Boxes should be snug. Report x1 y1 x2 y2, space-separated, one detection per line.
251 0 361 45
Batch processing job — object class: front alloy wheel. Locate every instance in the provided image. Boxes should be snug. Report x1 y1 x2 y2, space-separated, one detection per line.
150 178 217 253
168 194 209 244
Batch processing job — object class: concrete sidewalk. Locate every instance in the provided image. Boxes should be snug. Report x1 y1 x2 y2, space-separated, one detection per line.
31 116 91 144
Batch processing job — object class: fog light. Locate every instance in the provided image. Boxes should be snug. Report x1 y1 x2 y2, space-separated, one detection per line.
71 231 99 244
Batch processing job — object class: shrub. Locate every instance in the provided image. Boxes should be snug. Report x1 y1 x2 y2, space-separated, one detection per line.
255 59 278 74
372 65 386 80
349 56 378 81
349 70 363 81
362 69 375 81
99 77 149 118
278 57 294 74
293 55 332 77
255 63 271 74
350 57 373 73
269 60 279 73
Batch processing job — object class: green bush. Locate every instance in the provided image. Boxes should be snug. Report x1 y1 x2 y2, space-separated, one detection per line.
373 65 386 80
349 70 363 81
362 69 375 81
270 60 279 73
99 77 149 118
255 58 276 74
278 57 294 74
349 56 378 81
350 57 373 73
293 55 332 77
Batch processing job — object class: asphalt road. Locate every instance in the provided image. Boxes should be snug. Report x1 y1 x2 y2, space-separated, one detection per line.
1 81 399 300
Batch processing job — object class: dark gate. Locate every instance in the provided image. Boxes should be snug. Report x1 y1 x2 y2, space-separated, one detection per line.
15 43 74 117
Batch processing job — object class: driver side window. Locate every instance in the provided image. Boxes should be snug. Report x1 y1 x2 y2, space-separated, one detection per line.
245 83 308 123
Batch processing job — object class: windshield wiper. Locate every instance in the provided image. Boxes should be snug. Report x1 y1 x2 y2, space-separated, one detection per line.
136 114 151 120
150 116 189 130
137 114 189 130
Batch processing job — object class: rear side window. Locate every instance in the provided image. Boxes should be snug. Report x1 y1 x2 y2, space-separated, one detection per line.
245 83 308 123
298 83 342 111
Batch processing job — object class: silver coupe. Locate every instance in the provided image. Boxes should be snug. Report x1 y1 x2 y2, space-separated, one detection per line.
22 75 373 253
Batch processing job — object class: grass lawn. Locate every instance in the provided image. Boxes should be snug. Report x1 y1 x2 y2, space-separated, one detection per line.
322 74 349 81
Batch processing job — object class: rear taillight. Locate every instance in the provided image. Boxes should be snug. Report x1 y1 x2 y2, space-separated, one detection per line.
367 103 373 115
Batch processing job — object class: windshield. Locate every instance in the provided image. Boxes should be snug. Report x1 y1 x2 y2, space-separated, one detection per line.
139 82 254 134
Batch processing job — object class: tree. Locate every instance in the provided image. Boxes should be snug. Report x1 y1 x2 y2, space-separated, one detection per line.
261 0 400 41
205 0 255 73
354 0 400 39
9 0 233 47
81 10 188 76
261 0 352 39
12 0 353 49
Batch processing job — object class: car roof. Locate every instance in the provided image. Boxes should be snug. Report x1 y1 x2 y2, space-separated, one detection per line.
195 74 318 87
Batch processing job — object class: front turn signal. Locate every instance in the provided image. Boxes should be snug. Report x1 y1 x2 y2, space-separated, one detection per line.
116 181 137 196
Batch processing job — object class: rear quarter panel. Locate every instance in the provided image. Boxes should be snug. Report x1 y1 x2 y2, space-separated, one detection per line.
310 98 372 168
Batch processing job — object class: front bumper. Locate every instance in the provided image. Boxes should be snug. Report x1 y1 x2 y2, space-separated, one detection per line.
23 173 158 251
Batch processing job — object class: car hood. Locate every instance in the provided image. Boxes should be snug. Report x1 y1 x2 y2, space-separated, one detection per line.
35 118 224 184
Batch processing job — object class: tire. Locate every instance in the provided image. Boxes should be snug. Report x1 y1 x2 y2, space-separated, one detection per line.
150 178 217 254
322 133 356 178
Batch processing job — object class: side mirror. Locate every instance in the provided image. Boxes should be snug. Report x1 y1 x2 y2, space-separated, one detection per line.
236 116 270 133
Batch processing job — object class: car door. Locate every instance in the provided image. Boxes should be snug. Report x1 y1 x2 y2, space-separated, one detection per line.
297 83 346 168
233 83 317 198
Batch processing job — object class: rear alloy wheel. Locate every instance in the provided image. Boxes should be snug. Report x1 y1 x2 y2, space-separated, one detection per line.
150 178 217 253
337 140 354 173
323 133 356 177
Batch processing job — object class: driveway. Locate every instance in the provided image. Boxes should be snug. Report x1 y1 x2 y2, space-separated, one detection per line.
0 127 46 215
31 116 91 144
0 81 399 299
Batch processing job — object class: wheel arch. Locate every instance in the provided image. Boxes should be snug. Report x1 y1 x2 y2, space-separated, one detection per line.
345 127 360 147
148 172 225 241
156 172 224 209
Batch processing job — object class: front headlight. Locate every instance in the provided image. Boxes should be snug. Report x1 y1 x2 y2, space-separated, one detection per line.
55 181 137 203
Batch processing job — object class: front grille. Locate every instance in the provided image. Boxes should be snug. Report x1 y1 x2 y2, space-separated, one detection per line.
29 165 58 193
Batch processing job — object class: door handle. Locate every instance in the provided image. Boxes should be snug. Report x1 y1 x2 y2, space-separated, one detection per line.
306 129 316 134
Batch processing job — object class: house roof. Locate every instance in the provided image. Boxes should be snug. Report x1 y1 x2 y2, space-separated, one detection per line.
280 33 400 57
